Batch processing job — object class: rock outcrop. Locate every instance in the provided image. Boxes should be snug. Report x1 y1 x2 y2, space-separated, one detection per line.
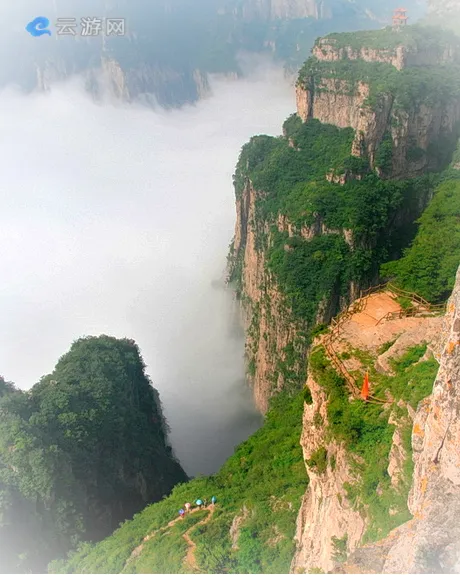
230 178 359 413
344 265 460 573
230 181 306 413
312 33 460 71
86 58 211 108
291 371 366 573
291 287 449 573
296 29 460 178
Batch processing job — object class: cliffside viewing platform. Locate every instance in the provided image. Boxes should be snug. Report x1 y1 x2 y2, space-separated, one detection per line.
322 284 446 404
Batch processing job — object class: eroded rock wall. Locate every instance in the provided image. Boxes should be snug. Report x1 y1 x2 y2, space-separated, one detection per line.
345 265 460 574
291 371 366 573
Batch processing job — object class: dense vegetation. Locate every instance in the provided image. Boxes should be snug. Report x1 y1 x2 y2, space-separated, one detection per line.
0 336 186 573
308 343 438 543
381 161 460 302
231 116 435 331
51 390 307 574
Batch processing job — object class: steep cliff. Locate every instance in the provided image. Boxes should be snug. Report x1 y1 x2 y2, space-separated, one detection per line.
296 26 460 178
232 0 331 20
229 179 310 412
291 369 367 572
0 336 187 573
228 26 458 412
226 29 460 571
342 265 460 573
88 58 211 108
34 51 211 109
231 0 427 22
291 288 445 572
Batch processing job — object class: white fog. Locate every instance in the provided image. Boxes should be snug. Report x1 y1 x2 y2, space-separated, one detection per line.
0 61 295 475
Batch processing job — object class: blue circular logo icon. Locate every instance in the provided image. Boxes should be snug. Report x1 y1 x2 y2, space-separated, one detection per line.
26 16 52 37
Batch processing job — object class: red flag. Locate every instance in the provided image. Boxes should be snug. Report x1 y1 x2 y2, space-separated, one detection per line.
361 371 369 401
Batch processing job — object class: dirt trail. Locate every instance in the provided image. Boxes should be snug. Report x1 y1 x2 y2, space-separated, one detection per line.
323 290 444 404
350 291 401 327
338 291 443 354
124 505 213 569
183 505 215 571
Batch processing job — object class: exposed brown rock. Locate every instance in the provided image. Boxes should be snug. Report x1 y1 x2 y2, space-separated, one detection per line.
230 180 356 413
297 35 460 179
291 373 366 573
343 266 460 573
230 506 251 550
291 287 449 574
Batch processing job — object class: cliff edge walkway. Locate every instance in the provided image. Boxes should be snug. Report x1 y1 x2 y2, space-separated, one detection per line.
322 283 446 404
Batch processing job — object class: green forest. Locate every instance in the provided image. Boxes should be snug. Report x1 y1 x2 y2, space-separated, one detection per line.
321 23 460 52
50 390 307 574
0 336 187 573
230 112 454 334
381 155 460 302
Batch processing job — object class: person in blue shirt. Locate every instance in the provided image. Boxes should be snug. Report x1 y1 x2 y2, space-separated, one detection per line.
195 499 203 508
211 496 217 505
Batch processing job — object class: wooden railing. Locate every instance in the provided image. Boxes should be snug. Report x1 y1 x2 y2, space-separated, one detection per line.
323 289 390 404
321 281 446 405
360 282 446 316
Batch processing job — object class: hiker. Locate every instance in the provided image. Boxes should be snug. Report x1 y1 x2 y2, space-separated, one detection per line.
185 502 191 513
196 499 203 509
211 496 217 505
203 498 208 507
179 508 185 519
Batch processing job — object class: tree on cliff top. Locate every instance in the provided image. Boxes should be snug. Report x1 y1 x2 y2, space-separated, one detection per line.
0 336 187 573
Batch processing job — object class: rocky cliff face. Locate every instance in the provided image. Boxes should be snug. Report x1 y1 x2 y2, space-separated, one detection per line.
296 30 460 178
291 287 449 573
35 54 211 109
291 369 366 572
229 28 456 413
230 174 364 413
230 181 307 413
344 266 460 573
91 58 211 108
312 34 460 70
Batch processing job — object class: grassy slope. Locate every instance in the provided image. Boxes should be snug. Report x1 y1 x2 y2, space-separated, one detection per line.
50 392 307 574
